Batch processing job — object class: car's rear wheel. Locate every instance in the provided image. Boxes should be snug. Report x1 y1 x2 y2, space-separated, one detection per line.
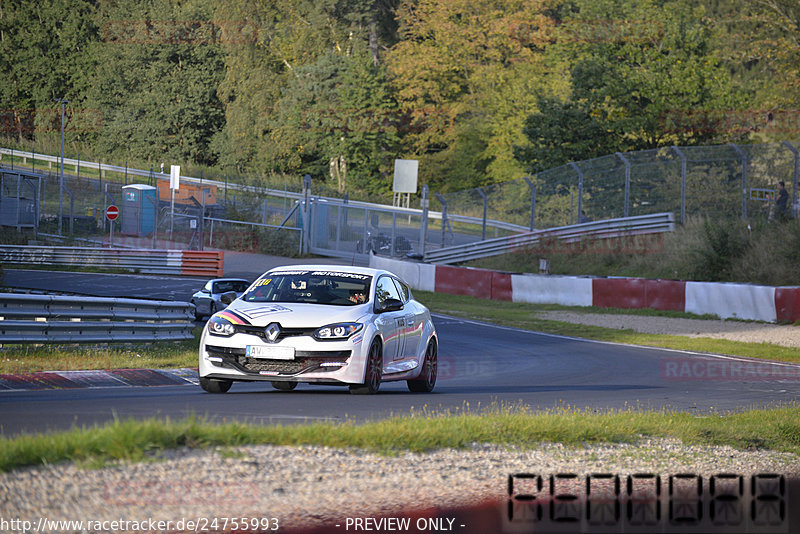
349 340 382 395
199 377 232 393
271 381 297 391
407 339 437 393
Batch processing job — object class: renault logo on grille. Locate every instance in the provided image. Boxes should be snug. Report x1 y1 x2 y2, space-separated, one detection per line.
265 323 281 342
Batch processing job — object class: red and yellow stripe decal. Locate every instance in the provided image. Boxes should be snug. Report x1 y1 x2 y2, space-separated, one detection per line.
216 310 248 325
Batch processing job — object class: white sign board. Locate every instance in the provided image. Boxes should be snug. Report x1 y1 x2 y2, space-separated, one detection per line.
170 165 181 190
393 159 418 194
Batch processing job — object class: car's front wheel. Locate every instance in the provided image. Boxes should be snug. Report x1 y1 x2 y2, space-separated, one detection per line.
349 340 382 395
199 377 232 393
408 339 437 393
271 381 297 391
191 300 203 321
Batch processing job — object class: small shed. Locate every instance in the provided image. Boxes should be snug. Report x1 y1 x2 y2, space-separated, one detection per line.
121 184 157 236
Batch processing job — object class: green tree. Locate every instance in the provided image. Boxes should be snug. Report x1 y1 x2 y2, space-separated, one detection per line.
516 0 742 174
388 0 561 191
0 0 98 143
87 0 225 166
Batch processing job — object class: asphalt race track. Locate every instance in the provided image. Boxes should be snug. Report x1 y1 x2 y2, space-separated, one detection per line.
1 270 799 436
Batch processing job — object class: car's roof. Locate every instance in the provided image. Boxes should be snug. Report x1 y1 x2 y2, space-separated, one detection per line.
208 277 250 282
262 265 389 277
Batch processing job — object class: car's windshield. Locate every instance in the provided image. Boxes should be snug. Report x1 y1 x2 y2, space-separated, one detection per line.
243 270 372 306
213 280 250 293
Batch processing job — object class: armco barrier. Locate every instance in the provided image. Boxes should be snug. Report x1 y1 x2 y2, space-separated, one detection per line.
511 274 593 307
0 293 195 343
370 254 800 324
591 278 686 311
776 287 800 323
370 253 436 292
434 265 512 300
686 282 777 322
0 245 223 276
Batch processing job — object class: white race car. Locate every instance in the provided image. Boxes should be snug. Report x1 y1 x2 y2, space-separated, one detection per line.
198 265 438 395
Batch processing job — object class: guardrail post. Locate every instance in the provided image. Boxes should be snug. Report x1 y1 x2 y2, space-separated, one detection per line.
616 152 631 218
477 187 487 240
419 184 429 255
569 162 583 224
522 176 536 231
435 193 448 248
672 146 687 224
730 143 747 220
782 141 799 204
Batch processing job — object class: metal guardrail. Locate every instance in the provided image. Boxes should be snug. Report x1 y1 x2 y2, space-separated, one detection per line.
0 245 223 276
423 213 675 264
0 293 195 344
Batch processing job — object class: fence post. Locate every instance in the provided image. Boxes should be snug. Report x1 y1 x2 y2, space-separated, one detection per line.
146 193 158 249
616 152 631 217
302 174 311 254
104 186 114 247
477 187 487 240
522 176 536 231
782 141 799 204
435 193 448 248
419 184 429 255
672 146 687 224
64 184 74 235
569 162 583 224
730 143 747 220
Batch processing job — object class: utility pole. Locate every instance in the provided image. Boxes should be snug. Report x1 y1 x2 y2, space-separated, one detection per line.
54 98 70 235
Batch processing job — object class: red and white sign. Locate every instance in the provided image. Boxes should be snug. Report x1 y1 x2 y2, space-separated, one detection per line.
106 205 119 221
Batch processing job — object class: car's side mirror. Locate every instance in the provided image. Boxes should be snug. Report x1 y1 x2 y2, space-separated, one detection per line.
220 291 237 305
201 288 211 294
376 298 404 313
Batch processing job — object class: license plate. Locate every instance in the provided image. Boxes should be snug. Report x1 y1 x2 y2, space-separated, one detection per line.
246 345 295 360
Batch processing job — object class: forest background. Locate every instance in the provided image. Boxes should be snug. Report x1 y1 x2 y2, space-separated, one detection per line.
2 0 799 199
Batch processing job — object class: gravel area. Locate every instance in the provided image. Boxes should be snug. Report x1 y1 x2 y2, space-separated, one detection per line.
1 440 798 532
537 311 800 348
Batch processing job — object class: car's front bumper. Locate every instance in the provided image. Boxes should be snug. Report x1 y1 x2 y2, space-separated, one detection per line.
198 329 369 384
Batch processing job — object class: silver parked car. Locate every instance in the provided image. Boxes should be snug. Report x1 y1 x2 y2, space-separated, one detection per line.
191 278 251 320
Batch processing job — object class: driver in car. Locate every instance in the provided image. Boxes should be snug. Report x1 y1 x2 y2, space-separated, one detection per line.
349 290 366 304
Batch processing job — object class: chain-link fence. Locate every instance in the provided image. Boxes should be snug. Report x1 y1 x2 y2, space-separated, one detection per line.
3 140 799 259
439 141 800 229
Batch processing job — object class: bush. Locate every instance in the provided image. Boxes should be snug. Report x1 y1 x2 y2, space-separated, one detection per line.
468 216 800 286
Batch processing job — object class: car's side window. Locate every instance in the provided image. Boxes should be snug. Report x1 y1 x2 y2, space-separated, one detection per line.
392 278 410 303
204 281 213 292
375 276 402 307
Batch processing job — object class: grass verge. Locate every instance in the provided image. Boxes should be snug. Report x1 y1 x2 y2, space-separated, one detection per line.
1 406 798 472
416 291 800 364
0 337 199 374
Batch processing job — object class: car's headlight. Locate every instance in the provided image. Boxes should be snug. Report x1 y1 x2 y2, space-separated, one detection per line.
313 322 363 341
207 315 235 337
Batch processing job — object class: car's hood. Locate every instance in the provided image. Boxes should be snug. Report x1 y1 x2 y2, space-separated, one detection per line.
222 300 368 327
